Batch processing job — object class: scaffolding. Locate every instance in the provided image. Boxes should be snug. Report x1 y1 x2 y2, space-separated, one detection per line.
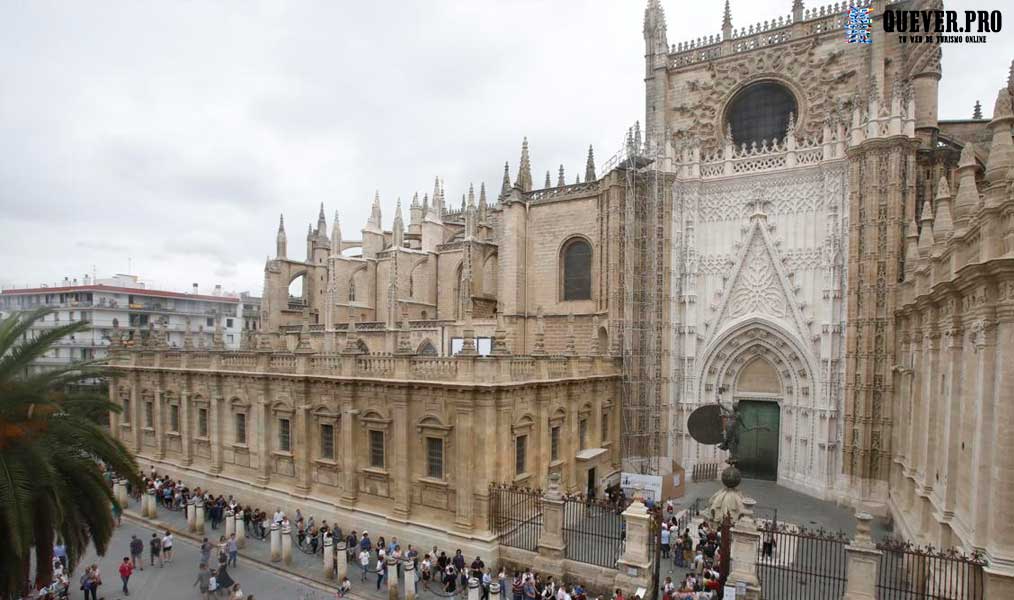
603 123 675 476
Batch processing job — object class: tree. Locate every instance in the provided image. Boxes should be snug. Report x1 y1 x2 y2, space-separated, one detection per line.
0 307 140 597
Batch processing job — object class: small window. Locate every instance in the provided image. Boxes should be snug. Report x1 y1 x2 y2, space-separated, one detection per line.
369 430 385 468
144 401 153 429
562 239 592 300
235 413 247 444
279 418 291 452
206 317 214 327
198 408 208 438
320 423 335 459
426 437 444 479
601 413 609 442
226 318 234 328
515 435 527 475
579 418 588 450
123 398 131 421
169 404 179 432
550 426 561 462
348 278 357 303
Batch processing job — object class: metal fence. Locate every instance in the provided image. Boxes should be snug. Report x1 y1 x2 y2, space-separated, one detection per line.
488 483 543 551
562 495 626 568
692 462 721 481
755 522 850 600
876 538 985 600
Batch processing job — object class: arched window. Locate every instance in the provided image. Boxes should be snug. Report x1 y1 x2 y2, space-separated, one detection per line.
725 81 797 148
348 277 356 302
561 238 592 300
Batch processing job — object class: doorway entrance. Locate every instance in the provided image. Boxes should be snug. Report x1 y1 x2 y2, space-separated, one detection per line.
587 467 596 499
736 399 780 481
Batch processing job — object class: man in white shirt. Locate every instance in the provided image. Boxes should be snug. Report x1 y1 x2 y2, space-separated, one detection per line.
273 508 285 524
162 531 175 563
358 549 371 582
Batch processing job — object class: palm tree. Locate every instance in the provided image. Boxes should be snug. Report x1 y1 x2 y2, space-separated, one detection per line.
0 307 140 597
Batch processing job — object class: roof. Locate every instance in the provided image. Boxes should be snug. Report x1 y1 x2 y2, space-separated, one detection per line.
1 284 239 304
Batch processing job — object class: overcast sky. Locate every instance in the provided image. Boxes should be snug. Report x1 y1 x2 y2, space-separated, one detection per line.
1 0 1010 295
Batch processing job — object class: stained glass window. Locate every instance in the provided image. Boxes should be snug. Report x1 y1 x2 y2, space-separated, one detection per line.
726 81 797 148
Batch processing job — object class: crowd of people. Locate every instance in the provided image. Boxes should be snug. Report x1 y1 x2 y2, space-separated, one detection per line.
658 501 726 600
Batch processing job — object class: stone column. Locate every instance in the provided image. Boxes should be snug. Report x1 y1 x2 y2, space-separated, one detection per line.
224 509 235 538
387 556 399 600
536 473 566 578
323 535 335 579
180 389 193 466
844 513 882 600
235 510 245 548
130 378 142 452
296 405 312 494
728 498 761 600
282 523 293 565
195 497 205 534
209 395 223 474
340 407 360 507
490 582 501 600
257 395 271 487
187 498 197 532
392 396 411 520
270 522 281 562
146 490 157 518
335 540 347 581
454 404 474 531
467 577 480 600
404 559 416 600
614 491 652 592
154 387 165 459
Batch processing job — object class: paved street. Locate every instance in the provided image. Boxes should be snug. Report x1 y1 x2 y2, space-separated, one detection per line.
75 520 332 600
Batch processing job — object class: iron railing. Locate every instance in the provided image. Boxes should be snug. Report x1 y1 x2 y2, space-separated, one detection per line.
562 495 625 568
755 521 849 600
488 483 543 552
876 537 985 600
692 462 721 481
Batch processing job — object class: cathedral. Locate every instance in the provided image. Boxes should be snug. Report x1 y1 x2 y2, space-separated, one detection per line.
112 0 1014 584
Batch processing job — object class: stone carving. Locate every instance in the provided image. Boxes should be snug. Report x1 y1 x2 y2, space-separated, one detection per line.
694 167 827 223
728 235 786 319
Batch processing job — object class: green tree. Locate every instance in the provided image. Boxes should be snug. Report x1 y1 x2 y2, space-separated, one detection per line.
0 307 140 597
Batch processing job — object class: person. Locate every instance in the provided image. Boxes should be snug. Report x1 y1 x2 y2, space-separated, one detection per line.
376 550 387 591
273 507 284 524
227 533 239 567
512 573 523 600
421 554 432 590
216 564 236 593
119 557 134 596
201 537 213 566
208 569 219 598
195 563 212 600
359 547 371 582
523 575 537 600
129 534 144 570
762 529 776 559
482 568 492 600
150 533 163 567
337 576 352 598
443 565 457 593
231 583 244 599
162 530 175 563
53 542 67 571
661 523 671 558
471 555 485 579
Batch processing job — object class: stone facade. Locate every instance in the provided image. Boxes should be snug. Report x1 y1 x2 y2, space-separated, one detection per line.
109 349 622 554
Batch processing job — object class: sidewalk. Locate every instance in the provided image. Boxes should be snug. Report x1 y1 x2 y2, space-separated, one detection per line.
123 495 471 600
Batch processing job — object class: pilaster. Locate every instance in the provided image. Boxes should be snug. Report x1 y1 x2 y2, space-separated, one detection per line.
392 393 411 520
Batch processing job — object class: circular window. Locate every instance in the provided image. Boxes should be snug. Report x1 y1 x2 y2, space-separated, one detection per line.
725 81 798 148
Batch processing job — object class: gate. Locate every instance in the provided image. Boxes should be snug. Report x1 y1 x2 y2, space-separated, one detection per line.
876 538 985 599
562 495 625 568
755 521 849 600
489 483 543 551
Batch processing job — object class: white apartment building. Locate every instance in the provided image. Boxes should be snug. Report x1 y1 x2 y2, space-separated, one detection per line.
1 274 242 372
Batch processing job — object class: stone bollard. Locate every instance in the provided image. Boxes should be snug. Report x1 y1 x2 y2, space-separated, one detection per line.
146 490 157 518
195 498 205 534
729 497 762 599
120 479 129 505
387 556 399 600
335 540 347 581
187 498 196 532
282 523 293 565
468 577 481 600
225 509 235 539
490 582 501 600
113 480 124 505
270 522 281 562
404 559 416 600
844 512 882 600
323 535 335 580
235 510 245 548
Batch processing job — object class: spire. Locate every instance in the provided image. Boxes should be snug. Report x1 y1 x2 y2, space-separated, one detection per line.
393 197 405 248
331 210 342 256
585 145 596 181
516 137 533 192
643 0 668 56
411 192 420 207
316 202 327 237
422 193 429 215
433 177 443 217
953 144 980 230
478 182 487 222
465 183 477 238
575 174 581 184
367 191 383 231
460 194 466 213
985 87 1014 194
532 306 546 355
500 161 512 199
722 0 732 39
276 214 287 259
933 175 953 239
974 100 983 120
545 171 552 188
904 219 919 277
557 164 565 187
918 198 935 257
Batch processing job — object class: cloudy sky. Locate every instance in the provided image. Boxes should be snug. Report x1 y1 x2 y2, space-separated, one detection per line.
1 0 1010 295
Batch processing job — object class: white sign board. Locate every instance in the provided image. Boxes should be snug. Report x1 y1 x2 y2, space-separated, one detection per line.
450 337 493 356
620 472 663 502
723 585 737 599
